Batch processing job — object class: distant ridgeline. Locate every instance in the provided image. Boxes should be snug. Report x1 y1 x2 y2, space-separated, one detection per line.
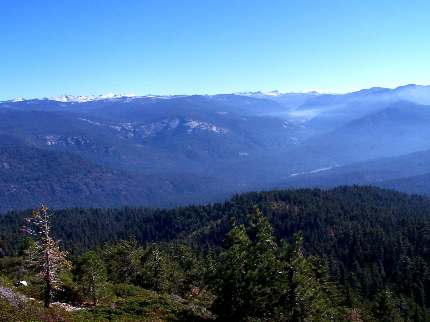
1 186 430 311
3 86 430 212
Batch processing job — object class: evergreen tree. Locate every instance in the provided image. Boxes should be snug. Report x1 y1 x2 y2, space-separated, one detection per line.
75 251 108 306
138 245 182 294
371 290 402 322
212 209 345 321
212 223 252 320
276 237 344 321
101 239 143 284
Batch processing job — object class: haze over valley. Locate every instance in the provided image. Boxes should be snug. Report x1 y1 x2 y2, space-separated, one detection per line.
1 84 430 211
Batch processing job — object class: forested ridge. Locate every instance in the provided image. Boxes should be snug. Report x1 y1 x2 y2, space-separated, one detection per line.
1 186 430 321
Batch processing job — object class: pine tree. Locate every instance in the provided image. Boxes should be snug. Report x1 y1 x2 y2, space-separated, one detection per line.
212 223 252 321
101 239 143 284
212 209 345 321
277 236 344 321
75 251 108 306
23 205 72 307
138 245 182 293
372 290 402 322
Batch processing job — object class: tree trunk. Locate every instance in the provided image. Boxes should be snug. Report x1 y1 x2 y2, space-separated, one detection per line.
44 279 51 308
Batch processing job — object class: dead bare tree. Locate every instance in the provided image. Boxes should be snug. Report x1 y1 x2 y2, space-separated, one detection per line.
23 205 72 308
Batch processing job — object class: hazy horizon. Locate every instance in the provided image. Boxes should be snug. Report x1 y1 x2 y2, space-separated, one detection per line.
2 83 430 102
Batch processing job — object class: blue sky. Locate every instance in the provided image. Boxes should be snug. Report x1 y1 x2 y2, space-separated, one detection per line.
1 0 429 99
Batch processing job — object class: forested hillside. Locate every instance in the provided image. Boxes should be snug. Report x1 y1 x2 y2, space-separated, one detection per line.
1 186 429 320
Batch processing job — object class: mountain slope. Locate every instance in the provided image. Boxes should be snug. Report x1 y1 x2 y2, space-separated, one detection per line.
0 134 230 212
2 86 430 210
380 173 430 195
290 101 430 166
276 148 430 196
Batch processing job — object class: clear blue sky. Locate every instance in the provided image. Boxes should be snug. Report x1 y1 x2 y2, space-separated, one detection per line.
1 0 429 99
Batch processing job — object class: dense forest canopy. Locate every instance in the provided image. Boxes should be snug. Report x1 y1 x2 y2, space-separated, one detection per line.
1 186 430 321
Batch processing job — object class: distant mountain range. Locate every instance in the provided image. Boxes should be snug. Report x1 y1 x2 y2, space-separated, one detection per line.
1 84 430 212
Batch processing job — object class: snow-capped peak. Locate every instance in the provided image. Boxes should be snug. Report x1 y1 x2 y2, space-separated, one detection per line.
11 97 25 102
236 90 282 97
51 93 137 103
264 90 282 96
235 90 321 97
